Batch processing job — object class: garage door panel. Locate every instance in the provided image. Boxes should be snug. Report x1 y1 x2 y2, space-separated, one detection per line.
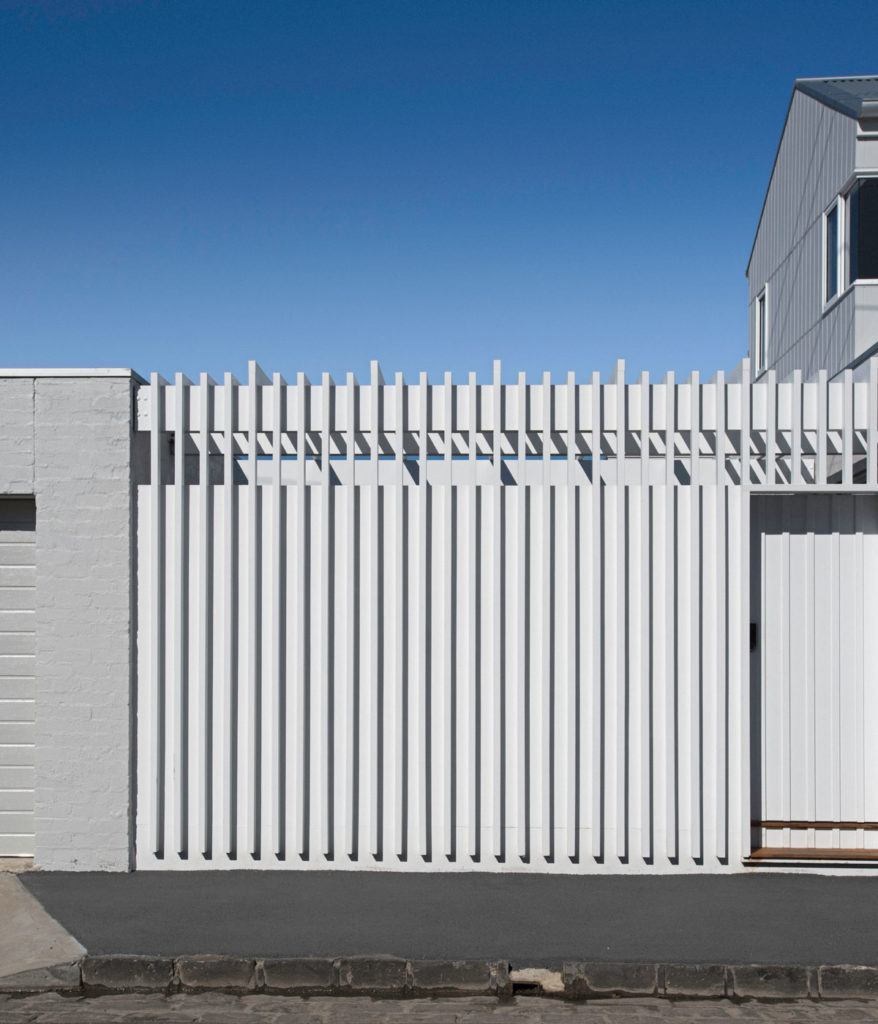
0 655 35 677
0 700 34 723
0 811 33 835
0 834 34 857
0 589 32 611
0 677 36 699
0 745 34 767
0 566 35 589
0 543 35 567
0 633 34 656
0 723 34 745
0 766 33 789
0 790 33 811
0 611 34 632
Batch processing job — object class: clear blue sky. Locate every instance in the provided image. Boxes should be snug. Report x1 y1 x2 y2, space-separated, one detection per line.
2 0 876 383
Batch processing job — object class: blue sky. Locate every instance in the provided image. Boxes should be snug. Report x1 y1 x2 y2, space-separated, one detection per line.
2 0 876 383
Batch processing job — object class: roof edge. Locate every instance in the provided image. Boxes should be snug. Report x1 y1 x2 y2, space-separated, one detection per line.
794 77 864 119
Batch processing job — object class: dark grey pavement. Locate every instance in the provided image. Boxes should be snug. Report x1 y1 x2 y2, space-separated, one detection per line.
19 872 878 968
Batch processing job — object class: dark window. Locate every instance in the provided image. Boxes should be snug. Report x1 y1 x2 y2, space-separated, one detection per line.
825 203 839 299
757 292 767 370
849 179 878 282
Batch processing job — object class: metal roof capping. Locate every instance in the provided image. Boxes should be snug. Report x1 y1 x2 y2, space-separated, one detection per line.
795 76 878 119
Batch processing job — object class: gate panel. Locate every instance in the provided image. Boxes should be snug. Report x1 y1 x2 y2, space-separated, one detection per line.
753 493 878 857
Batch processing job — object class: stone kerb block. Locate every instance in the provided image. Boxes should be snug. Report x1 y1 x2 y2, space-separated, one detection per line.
81 955 174 992
730 965 810 999
336 956 408 995
662 964 726 997
410 960 502 995
562 962 658 997
261 957 336 993
176 956 256 992
819 965 878 998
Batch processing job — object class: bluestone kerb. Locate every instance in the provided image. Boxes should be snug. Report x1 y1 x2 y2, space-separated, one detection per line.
2 957 878 1000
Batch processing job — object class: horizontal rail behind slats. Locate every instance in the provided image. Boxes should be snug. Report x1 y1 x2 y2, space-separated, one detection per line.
135 363 877 486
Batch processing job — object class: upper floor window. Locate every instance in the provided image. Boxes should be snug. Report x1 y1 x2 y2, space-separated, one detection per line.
848 178 878 282
755 286 768 374
824 198 841 303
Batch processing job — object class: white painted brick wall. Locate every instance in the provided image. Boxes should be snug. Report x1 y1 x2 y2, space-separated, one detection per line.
0 379 35 494
27 375 136 870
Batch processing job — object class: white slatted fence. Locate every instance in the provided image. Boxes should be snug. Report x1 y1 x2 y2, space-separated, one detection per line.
134 358 878 871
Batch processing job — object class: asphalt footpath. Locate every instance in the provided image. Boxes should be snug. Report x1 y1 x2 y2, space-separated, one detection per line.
17 871 878 967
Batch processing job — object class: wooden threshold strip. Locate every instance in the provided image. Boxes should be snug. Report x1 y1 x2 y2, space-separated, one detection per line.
749 847 878 861
753 820 878 831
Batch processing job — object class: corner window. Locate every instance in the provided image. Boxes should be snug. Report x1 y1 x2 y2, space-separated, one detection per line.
755 286 768 373
824 199 841 303
848 178 878 282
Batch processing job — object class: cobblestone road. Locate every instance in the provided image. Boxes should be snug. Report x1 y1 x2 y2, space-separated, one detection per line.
1 995 877 1024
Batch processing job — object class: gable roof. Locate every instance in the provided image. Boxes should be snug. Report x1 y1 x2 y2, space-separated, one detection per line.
746 76 878 277
795 76 878 119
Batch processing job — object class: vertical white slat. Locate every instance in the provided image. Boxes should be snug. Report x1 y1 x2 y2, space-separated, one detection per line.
589 369 603 860
455 371 474 858
663 371 676 862
196 373 214 858
856 508 866 850
766 370 777 485
267 371 285 859
415 370 429 860
292 370 310 858
805 503 817 844
441 369 454 860
781 499 791 848
830 504 841 841
463 370 478 860
613 360 627 862
488 360 503 861
388 370 405 859
689 370 702 863
638 371 651 863
534 370 552 862
171 373 191 858
843 368 854 486
563 370 577 861
314 371 334 860
246 362 269 859
791 369 803 486
736 360 751 862
149 373 167 857
366 360 384 860
222 371 238 858
511 370 528 862
869 358 878 487
817 369 828 486
714 370 727 862
339 372 357 860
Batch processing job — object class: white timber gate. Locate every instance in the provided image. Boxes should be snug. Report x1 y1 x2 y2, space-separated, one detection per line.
751 492 878 860
0 498 36 858
135 360 878 871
